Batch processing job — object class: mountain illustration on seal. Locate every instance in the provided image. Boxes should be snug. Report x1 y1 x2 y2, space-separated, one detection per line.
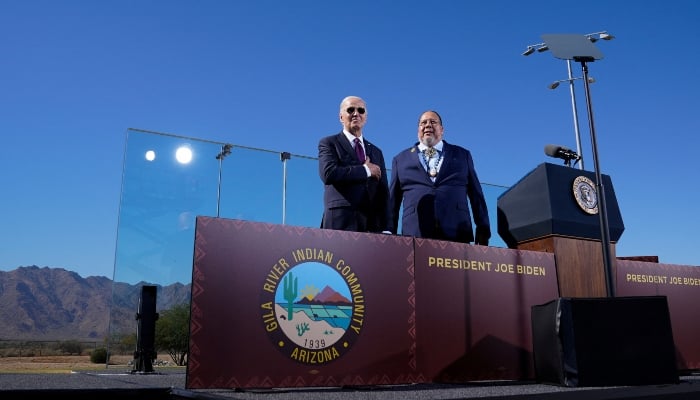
295 285 351 306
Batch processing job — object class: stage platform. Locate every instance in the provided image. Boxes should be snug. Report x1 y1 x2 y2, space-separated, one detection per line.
1 370 699 399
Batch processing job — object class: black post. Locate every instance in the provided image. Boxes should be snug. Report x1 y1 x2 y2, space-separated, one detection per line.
132 284 158 373
281 151 291 224
216 144 232 218
576 57 616 298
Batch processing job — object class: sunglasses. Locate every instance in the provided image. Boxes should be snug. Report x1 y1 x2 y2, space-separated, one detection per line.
346 107 366 115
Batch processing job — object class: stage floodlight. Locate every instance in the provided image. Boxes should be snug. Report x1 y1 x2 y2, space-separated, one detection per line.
525 30 612 175
548 76 595 90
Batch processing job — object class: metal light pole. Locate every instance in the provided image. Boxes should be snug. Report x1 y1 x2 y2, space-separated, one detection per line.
548 65 596 170
578 58 616 297
565 59 585 170
280 151 291 224
524 31 614 171
537 32 615 297
215 144 232 218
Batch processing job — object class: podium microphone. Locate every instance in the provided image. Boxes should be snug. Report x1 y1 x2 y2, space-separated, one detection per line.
544 144 580 166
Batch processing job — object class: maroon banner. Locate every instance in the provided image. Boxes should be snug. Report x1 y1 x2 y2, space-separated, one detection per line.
187 217 561 389
186 218 690 389
187 217 419 389
616 260 700 370
413 239 559 381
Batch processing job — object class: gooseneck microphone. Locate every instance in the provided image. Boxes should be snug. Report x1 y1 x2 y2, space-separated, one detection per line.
544 144 581 166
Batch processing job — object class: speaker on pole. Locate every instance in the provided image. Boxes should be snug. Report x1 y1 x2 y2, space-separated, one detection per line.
531 296 678 387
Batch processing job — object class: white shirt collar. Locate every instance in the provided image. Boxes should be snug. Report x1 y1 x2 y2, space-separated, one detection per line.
343 130 362 144
417 140 443 152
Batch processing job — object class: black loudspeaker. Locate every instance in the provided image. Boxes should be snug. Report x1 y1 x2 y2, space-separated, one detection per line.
133 285 158 373
531 296 678 387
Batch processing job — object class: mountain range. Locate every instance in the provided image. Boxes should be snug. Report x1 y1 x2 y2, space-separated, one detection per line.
0 266 191 341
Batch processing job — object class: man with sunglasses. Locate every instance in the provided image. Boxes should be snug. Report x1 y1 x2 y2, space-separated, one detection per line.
318 96 391 233
389 110 490 245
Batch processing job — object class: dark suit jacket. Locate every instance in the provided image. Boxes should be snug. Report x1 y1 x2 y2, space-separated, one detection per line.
318 132 391 232
389 141 490 243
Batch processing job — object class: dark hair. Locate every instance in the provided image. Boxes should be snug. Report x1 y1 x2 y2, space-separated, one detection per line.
418 110 443 125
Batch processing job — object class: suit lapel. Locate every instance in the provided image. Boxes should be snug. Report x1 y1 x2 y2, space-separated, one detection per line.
433 142 449 182
364 140 373 161
364 138 377 163
409 145 432 183
410 145 423 170
337 132 355 159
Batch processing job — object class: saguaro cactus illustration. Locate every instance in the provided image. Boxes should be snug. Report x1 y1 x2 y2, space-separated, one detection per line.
283 272 298 320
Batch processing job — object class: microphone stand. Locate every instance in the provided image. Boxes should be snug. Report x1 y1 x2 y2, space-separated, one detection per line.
576 56 615 298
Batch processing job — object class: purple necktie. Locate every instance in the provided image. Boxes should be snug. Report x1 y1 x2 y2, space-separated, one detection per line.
354 138 365 163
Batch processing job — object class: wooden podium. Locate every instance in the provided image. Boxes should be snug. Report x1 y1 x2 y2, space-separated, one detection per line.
496 163 625 297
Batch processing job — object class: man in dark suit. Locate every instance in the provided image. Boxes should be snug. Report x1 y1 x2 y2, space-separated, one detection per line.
318 96 391 233
389 110 490 245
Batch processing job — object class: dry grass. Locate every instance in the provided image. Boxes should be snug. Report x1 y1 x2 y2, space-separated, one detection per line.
0 354 174 373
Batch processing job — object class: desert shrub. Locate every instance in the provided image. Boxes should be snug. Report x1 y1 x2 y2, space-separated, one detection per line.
90 347 109 364
59 340 83 355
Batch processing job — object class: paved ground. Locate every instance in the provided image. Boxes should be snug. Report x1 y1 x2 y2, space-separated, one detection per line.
1 370 700 399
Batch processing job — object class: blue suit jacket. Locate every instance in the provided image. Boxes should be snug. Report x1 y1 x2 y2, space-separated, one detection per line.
318 132 391 232
389 141 490 243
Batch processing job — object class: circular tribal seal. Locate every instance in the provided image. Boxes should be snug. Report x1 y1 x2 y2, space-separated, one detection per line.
260 253 364 366
572 176 598 214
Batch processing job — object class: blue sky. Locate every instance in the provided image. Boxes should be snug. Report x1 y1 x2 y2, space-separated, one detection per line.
2 1 699 281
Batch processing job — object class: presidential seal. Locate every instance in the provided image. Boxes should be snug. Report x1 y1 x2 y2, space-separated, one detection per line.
572 176 598 214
